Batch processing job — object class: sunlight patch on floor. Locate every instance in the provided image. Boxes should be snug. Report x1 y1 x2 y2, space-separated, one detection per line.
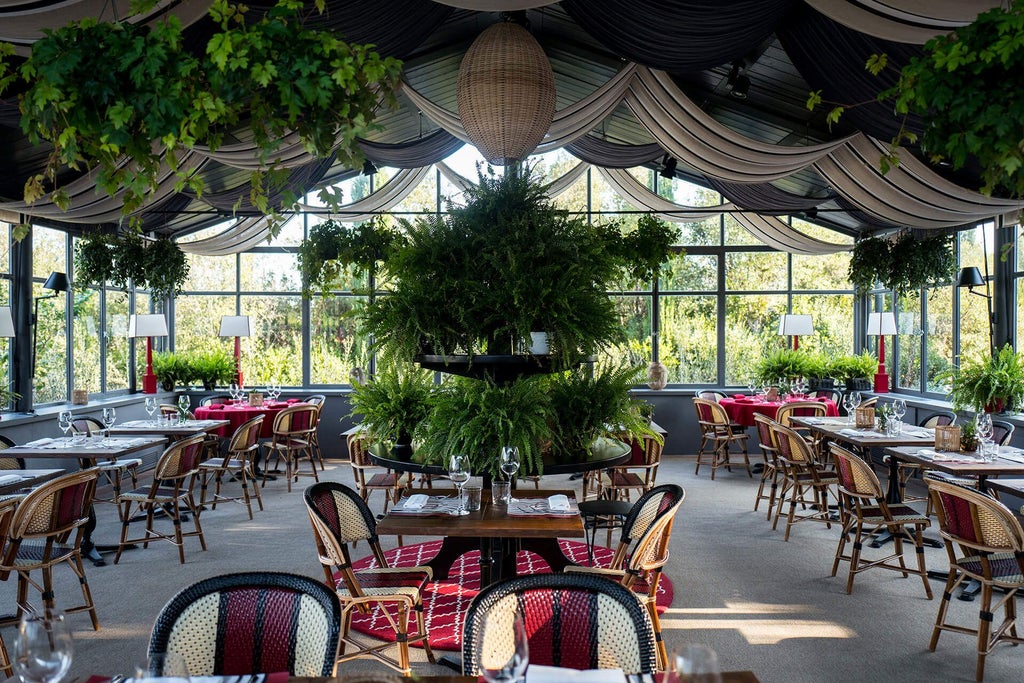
660 603 856 644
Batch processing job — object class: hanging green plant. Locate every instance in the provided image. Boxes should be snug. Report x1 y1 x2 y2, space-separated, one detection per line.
847 232 955 297
0 0 403 228
74 232 189 300
297 217 404 295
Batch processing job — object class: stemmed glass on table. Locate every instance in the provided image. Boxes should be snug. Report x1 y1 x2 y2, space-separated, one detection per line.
228 382 240 405
844 391 862 424
477 610 529 683
176 394 190 424
101 407 116 446
144 397 158 425
448 453 471 516
976 412 994 459
891 398 906 433
673 644 722 683
500 446 520 503
57 411 72 447
14 609 73 683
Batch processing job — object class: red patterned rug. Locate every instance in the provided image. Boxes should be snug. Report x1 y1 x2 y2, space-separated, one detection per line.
347 539 674 652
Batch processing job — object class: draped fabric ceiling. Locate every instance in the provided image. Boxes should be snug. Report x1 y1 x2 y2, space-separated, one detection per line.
0 0 1016 254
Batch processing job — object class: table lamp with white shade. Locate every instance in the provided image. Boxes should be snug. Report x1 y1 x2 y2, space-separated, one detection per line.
867 311 897 393
219 315 251 386
778 314 813 350
129 314 168 394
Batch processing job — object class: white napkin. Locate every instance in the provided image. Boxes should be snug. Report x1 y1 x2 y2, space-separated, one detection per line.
998 451 1024 465
527 665 624 683
0 474 22 486
404 494 429 510
547 494 570 511
839 429 865 438
25 438 54 447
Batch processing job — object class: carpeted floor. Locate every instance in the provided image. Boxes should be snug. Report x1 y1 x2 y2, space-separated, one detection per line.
8 452 1023 683
347 539 674 651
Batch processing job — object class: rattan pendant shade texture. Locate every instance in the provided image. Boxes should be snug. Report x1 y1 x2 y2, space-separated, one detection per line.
456 20 556 165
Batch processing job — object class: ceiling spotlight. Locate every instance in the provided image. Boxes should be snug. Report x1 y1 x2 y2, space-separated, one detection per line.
727 60 750 99
804 207 818 219
362 159 378 176
659 154 677 180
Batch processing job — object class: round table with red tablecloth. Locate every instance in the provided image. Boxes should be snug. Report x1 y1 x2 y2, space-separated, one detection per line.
193 400 308 438
718 394 839 428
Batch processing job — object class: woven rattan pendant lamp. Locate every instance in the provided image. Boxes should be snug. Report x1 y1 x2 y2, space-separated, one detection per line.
456 14 556 165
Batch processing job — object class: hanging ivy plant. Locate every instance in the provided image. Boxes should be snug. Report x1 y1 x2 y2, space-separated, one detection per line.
297 217 404 295
74 232 189 300
0 0 403 229
848 232 956 297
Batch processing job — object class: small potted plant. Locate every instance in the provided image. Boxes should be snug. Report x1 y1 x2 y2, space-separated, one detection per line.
829 353 879 392
938 344 1024 413
752 348 815 390
190 349 236 391
348 365 436 460
152 351 187 392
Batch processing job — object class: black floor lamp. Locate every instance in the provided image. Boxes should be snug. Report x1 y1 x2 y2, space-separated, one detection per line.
31 271 69 378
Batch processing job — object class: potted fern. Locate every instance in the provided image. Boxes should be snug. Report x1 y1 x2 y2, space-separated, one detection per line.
348 365 436 461
938 344 1024 413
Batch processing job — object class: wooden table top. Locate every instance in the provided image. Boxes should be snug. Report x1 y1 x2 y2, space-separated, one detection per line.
790 416 936 448
6 435 166 460
0 468 66 495
377 488 585 539
110 419 229 437
883 445 1024 479
294 672 760 683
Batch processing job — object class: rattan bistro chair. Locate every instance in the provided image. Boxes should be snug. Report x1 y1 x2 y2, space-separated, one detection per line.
115 433 207 565
692 398 751 480
264 404 320 492
926 479 1024 681
770 421 838 541
462 573 658 676
752 414 783 519
566 483 685 670
303 482 434 675
830 444 932 598
0 469 101 629
149 571 342 677
198 415 265 519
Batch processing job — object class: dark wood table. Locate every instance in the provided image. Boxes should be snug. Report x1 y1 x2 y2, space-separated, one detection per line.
377 488 585 587
882 445 1024 497
0 468 67 495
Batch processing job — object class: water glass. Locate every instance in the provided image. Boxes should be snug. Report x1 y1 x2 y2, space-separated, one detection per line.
144 397 158 424
464 485 483 511
57 411 72 447
448 453 470 516
673 644 722 683
101 407 116 446
14 610 73 683
491 480 511 506
136 651 189 680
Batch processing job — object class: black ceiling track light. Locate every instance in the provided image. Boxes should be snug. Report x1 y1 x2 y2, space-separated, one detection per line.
727 60 750 99
658 154 678 180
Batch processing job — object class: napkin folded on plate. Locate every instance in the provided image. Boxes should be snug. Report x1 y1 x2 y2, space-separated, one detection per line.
838 429 865 438
528 665 625 683
206 404 225 410
998 451 1024 465
548 494 570 511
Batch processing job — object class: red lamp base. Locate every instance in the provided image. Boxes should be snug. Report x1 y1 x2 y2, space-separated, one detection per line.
873 370 890 393
142 371 158 394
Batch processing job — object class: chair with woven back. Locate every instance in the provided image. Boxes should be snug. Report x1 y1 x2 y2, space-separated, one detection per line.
198 395 232 406
346 431 409 514
70 415 141 513
263 403 320 492
198 414 265 520
692 398 751 480
0 497 17 676
565 483 685 670
462 573 658 677
303 481 434 675
769 420 839 541
775 400 829 454
752 413 783 519
696 389 727 402
812 388 842 405
830 443 933 599
588 430 664 503
0 468 101 630
0 434 24 472
926 478 1024 681
114 433 208 564
148 571 342 677
991 419 1014 448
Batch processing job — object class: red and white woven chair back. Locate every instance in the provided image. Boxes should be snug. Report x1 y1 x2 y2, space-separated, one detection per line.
228 415 264 454
928 479 1024 554
832 445 882 499
154 434 207 481
12 468 98 538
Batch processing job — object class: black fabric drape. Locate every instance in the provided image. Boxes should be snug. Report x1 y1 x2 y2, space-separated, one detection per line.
359 130 465 168
565 135 664 168
706 177 830 214
561 0 796 72
778 4 924 142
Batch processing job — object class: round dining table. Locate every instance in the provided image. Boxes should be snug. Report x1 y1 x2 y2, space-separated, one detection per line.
718 394 839 428
193 399 307 438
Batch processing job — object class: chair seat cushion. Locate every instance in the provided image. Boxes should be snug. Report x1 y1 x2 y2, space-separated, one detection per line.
600 471 644 489
957 552 1024 584
97 458 142 470
199 459 248 471
119 485 190 503
335 567 431 598
366 473 407 488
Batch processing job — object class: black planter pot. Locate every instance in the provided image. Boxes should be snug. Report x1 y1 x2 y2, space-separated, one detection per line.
845 378 872 392
391 432 414 462
808 377 835 391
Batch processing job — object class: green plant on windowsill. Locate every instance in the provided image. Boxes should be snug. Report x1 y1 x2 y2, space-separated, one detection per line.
190 349 236 390
828 353 879 387
152 351 189 392
937 344 1024 413
752 348 815 386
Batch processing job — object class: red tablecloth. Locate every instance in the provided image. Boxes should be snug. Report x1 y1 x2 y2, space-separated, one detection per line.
194 400 305 438
718 395 839 428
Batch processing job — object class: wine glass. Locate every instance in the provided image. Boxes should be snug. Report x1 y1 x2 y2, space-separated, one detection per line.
57 411 72 447
144 397 158 425
500 446 520 502
673 644 722 683
448 453 471 516
14 610 73 683
892 398 906 433
976 412 994 457
477 610 529 683
228 382 240 405
136 651 189 680
176 394 190 423
843 393 854 424
101 407 116 446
